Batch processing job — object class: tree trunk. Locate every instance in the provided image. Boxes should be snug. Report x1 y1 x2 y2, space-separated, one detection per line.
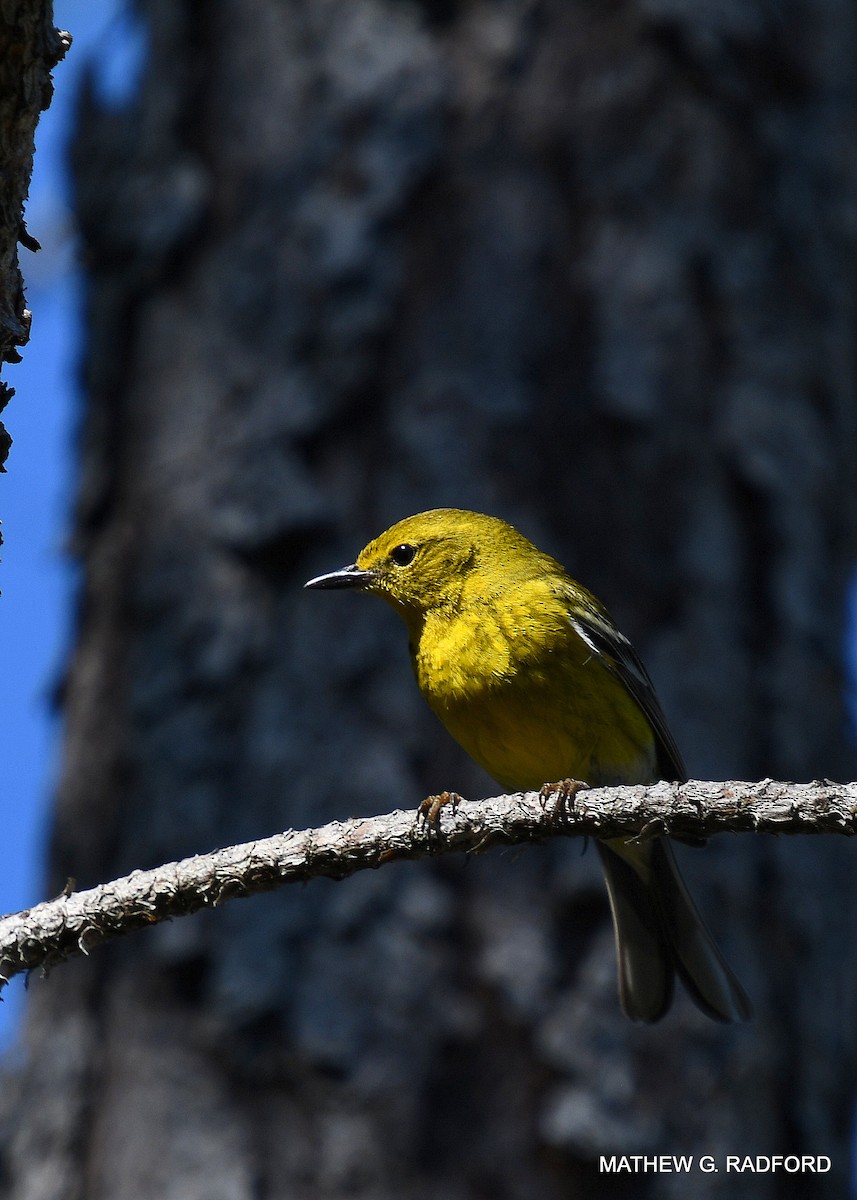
0 3 69 470
4 1 857 1197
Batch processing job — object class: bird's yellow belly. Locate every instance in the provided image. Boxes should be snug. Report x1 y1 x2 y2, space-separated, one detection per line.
423 659 657 793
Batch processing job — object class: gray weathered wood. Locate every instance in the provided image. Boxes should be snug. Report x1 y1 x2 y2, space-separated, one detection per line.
2 779 854 987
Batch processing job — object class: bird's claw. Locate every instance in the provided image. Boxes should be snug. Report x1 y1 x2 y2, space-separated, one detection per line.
539 778 588 823
417 790 464 832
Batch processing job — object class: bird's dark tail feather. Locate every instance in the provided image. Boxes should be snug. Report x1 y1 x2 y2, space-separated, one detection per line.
596 838 752 1023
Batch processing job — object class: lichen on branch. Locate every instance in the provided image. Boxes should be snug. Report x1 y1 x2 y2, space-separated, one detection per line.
1 779 854 988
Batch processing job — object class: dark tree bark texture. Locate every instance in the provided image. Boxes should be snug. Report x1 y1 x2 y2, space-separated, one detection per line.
0 3 69 470
3 2 857 1198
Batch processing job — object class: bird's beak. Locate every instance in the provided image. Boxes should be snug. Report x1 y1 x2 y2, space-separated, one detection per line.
304 563 376 590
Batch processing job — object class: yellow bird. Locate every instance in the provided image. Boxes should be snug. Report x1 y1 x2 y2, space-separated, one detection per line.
306 508 751 1023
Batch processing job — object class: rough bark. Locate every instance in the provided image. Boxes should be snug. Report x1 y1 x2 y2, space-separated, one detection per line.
1 780 856 990
4 1 857 1199
0 2 69 470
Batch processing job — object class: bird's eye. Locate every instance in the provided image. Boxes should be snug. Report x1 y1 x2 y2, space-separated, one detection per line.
390 543 416 566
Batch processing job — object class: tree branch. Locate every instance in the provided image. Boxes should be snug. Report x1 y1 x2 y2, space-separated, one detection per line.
2 778 854 989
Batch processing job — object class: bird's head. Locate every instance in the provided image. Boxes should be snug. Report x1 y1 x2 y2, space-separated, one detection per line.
305 509 551 634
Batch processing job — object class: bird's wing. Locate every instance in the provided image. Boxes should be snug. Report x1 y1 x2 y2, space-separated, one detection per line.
566 593 688 784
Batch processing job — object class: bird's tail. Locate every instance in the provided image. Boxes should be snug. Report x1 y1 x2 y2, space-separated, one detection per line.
596 837 752 1023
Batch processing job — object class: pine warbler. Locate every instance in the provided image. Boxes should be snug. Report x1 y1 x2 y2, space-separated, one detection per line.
306 508 750 1023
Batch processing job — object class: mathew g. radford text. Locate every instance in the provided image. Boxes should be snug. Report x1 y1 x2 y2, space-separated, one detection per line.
599 1155 832 1174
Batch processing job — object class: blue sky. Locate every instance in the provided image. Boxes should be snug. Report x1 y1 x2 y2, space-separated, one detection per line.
0 0 141 1050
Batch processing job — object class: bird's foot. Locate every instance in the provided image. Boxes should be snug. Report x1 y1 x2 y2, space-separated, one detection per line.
539 778 588 823
417 790 464 832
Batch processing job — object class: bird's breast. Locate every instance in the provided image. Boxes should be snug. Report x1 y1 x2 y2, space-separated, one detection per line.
412 600 657 791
